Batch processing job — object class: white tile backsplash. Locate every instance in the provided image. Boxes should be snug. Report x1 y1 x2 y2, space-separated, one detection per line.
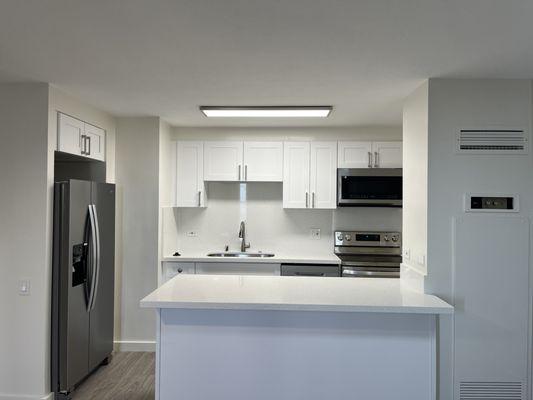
163 182 402 257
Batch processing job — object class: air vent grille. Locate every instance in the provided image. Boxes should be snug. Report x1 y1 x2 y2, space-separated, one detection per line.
457 129 528 154
460 381 523 399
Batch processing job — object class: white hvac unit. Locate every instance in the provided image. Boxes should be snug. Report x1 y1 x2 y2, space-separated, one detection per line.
456 128 529 154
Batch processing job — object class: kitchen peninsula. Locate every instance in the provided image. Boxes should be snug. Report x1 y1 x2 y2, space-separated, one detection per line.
141 275 452 400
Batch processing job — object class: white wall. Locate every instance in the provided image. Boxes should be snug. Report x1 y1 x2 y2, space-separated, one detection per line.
0 83 51 399
115 117 160 350
162 127 402 258
405 79 533 400
401 82 429 291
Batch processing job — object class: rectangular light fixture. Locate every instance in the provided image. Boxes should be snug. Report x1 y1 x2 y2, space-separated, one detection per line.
200 106 332 118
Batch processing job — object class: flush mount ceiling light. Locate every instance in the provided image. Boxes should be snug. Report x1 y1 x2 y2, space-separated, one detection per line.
200 106 333 118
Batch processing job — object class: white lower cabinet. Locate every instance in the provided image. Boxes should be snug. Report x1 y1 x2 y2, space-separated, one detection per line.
163 262 195 282
195 262 281 276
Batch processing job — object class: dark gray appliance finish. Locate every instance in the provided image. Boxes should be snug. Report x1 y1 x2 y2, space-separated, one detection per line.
335 231 402 278
281 264 340 277
51 180 115 399
337 168 402 207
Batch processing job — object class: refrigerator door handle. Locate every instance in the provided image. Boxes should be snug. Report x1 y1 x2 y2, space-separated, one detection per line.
87 205 98 311
89 204 101 311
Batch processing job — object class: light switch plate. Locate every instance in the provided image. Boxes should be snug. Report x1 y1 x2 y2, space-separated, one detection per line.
310 228 321 240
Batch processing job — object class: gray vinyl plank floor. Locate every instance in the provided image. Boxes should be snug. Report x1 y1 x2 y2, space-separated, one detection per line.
71 352 155 400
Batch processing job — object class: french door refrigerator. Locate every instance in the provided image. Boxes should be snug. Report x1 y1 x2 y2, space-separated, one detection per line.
51 180 115 399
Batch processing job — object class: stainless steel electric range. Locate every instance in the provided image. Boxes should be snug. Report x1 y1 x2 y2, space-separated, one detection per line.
334 231 402 278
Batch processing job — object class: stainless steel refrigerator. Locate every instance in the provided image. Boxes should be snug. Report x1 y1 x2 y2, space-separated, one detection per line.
51 180 115 399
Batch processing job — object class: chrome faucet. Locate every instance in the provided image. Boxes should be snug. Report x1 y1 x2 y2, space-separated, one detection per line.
238 221 250 252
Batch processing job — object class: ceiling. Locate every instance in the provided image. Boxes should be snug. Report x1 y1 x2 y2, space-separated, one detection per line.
0 0 532 127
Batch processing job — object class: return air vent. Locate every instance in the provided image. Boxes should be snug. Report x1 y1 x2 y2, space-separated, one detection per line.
457 128 528 154
460 381 523 400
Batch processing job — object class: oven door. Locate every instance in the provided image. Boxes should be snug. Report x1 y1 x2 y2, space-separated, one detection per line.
337 168 402 207
341 260 400 278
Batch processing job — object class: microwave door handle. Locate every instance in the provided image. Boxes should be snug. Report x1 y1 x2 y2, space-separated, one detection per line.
368 152 372 168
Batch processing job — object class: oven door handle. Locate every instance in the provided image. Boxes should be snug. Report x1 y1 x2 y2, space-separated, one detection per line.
342 269 399 278
341 261 400 268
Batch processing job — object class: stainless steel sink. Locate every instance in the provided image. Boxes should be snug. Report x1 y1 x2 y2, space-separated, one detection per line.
207 252 275 258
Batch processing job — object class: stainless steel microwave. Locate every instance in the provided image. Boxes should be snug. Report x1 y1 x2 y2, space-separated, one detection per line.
337 168 402 207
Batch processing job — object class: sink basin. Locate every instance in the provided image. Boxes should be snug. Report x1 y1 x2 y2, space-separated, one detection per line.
207 252 275 258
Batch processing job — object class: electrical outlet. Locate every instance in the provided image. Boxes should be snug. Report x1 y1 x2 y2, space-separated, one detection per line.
403 248 411 260
19 280 30 296
417 254 426 266
186 231 198 237
310 228 321 240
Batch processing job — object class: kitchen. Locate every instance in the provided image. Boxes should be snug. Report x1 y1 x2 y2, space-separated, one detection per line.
1 2 533 400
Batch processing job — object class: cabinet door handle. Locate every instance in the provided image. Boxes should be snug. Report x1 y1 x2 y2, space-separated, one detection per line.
245 165 248 181
238 165 241 181
80 135 85 155
87 136 91 155
305 192 309 208
368 151 372 168
312 192 316 208
198 191 202 207
374 151 378 168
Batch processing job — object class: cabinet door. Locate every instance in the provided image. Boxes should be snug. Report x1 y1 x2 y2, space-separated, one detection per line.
57 113 84 156
372 142 402 168
310 141 337 209
243 142 283 182
204 141 243 181
176 141 206 207
195 262 280 276
337 141 372 168
84 123 106 161
283 142 310 208
163 262 195 283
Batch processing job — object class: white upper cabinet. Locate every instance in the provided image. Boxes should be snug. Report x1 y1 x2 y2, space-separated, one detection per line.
372 141 402 168
83 123 106 161
176 141 206 207
310 142 337 209
58 113 84 156
338 141 372 168
57 112 106 161
283 142 336 209
243 142 283 182
204 141 244 181
283 142 310 208
338 141 401 168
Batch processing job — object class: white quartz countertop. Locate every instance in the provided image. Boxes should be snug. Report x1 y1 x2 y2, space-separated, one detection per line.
141 275 453 314
162 252 340 265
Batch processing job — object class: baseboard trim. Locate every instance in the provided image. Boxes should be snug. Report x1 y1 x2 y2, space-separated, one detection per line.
114 340 156 352
0 392 53 400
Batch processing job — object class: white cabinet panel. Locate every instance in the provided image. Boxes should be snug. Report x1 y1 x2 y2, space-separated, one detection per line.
338 141 372 168
176 141 206 207
163 262 195 283
195 262 281 276
310 142 337 209
57 112 106 161
84 122 106 161
372 141 402 168
58 113 84 156
283 142 310 208
204 141 243 181
243 142 283 182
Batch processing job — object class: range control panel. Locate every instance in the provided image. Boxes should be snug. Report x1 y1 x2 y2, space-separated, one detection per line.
334 231 401 247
